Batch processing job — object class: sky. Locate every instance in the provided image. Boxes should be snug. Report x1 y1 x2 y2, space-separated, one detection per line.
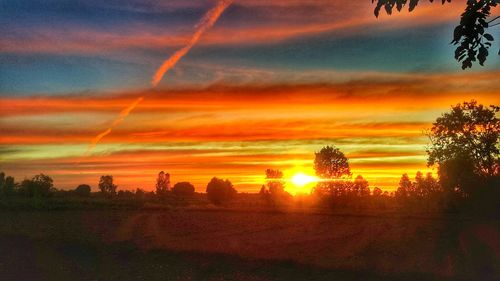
1 0 499 193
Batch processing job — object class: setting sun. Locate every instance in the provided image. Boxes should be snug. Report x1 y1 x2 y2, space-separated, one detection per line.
291 173 317 188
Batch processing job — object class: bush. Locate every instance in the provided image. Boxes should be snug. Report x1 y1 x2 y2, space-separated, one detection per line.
74 184 91 197
172 182 195 197
20 174 54 197
206 177 236 205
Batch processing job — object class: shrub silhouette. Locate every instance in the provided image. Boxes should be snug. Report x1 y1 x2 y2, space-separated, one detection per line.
20 173 54 197
206 177 236 205
172 182 195 197
74 184 91 197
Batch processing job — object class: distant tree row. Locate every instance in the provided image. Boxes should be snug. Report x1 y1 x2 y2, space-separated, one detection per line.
307 100 499 212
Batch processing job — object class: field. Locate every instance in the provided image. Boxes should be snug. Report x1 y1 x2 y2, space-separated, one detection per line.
0 208 499 281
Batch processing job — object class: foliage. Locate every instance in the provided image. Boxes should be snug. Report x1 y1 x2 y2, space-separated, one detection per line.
20 173 54 197
74 184 91 197
372 187 383 196
0 172 16 196
372 0 499 69
314 146 351 179
353 175 371 197
206 177 237 205
427 100 499 196
156 171 171 195
265 169 286 195
395 172 444 210
172 182 196 197
98 175 117 196
262 169 291 204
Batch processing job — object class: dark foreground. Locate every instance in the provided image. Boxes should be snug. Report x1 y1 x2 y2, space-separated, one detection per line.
0 209 498 281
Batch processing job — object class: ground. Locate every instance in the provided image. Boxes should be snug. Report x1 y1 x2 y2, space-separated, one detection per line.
0 209 498 280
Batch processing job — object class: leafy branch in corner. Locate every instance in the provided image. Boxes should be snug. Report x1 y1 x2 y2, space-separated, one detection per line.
372 0 499 69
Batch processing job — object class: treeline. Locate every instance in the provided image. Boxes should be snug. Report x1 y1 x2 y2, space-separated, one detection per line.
0 172 237 207
1 100 498 213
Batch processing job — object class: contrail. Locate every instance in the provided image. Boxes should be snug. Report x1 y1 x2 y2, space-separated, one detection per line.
152 0 233 87
84 97 144 155
84 0 232 156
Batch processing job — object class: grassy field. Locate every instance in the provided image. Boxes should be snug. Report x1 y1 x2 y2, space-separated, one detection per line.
0 208 498 280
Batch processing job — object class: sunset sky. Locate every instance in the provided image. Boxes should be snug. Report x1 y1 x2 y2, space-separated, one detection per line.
1 0 499 193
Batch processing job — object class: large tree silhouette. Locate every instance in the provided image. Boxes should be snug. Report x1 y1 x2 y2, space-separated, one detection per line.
372 0 499 69
427 100 499 196
314 146 351 179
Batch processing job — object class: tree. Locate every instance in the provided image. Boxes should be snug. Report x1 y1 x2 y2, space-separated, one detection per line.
3 176 15 196
0 172 15 196
396 173 413 199
74 184 91 197
427 100 499 196
206 177 237 205
353 175 370 197
373 186 383 196
372 0 499 69
172 182 195 197
413 171 425 198
265 169 286 195
98 175 117 197
156 171 171 195
314 146 351 179
20 173 54 197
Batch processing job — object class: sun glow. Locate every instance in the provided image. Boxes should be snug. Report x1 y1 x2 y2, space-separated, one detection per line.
291 173 317 188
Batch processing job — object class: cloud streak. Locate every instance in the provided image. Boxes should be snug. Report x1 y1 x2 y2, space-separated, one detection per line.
84 0 232 155
151 0 233 87
84 96 144 155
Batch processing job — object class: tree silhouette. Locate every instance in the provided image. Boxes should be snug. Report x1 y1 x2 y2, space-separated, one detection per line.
172 182 195 197
427 100 499 197
206 177 237 205
265 169 286 195
156 171 171 195
0 172 16 196
396 173 412 199
98 175 117 197
353 175 371 197
372 186 383 196
314 146 351 179
372 0 499 69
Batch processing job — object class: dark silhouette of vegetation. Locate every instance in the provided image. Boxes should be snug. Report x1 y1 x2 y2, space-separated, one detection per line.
260 169 291 205
156 171 171 195
396 172 444 210
0 172 16 196
314 146 351 179
19 173 54 197
206 177 237 205
427 100 499 208
99 175 117 197
156 171 170 197
0 100 496 214
372 0 499 69
74 184 91 197
172 182 195 197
